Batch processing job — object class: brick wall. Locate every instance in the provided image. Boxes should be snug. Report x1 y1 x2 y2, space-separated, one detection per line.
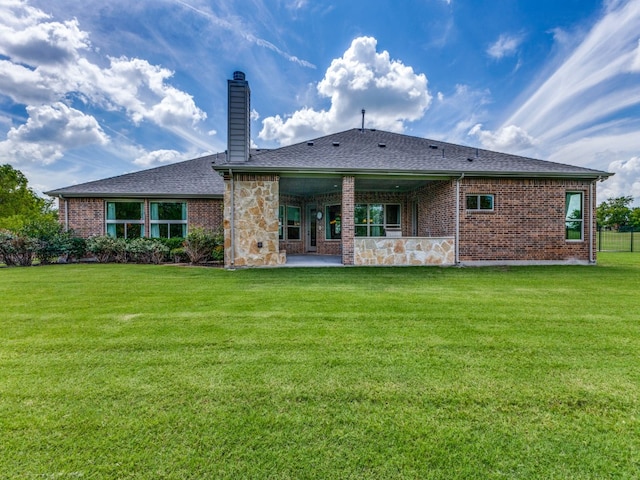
61 198 105 237
458 178 595 262
414 180 456 237
58 197 223 238
342 176 355 265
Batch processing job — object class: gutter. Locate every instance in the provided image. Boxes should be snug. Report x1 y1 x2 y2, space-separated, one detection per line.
589 180 595 263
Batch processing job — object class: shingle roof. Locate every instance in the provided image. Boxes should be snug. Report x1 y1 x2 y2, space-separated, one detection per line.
46 153 227 197
47 129 612 198
215 129 611 178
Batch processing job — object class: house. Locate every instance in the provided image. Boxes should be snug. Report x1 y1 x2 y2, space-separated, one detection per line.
47 71 613 267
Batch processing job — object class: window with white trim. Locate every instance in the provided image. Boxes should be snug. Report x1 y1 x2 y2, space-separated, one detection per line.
106 201 144 238
355 203 401 237
150 202 187 238
565 192 583 241
325 205 341 240
466 194 494 211
279 205 301 240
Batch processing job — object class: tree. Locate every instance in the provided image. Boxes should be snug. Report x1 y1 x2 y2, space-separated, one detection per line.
596 196 633 230
0 164 56 231
630 207 640 230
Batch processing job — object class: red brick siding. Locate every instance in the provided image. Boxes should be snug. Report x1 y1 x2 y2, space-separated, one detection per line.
62 198 105 237
59 197 223 238
187 199 224 232
414 181 456 237
458 178 595 262
341 176 355 265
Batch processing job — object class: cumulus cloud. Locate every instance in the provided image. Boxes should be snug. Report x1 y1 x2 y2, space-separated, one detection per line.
600 156 640 201
133 149 184 167
0 1 207 164
468 124 536 152
259 36 432 145
487 33 523 60
0 102 108 164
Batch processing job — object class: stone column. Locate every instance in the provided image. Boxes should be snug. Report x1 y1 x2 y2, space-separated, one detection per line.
341 176 355 265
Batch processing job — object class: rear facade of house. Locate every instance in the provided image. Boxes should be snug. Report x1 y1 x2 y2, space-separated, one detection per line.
47 72 611 267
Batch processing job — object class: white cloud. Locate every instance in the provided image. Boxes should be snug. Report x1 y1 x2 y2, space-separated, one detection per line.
600 156 640 202
503 0 640 143
133 149 184 167
468 124 536 152
259 36 432 145
0 102 109 164
487 33 523 60
0 1 207 163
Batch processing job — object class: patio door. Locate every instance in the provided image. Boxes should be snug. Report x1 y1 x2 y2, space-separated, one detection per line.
306 205 317 252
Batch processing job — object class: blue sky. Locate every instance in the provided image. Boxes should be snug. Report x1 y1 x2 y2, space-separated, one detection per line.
1 0 640 204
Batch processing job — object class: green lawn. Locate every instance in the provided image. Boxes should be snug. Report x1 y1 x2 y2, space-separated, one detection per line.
1 254 639 479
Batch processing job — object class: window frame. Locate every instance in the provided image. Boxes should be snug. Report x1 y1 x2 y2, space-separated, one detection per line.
466 194 494 212
565 192 584 241
354 203 401 237
105 201 144 239
325 204 342 240
278 204 301 241
149 201 187 239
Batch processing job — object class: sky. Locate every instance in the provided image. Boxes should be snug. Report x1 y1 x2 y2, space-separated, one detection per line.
1 0 640 205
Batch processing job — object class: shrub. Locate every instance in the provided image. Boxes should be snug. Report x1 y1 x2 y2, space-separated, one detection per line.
86 236 125 263
183 227 222 264
170 247 187 263
126 238 169 264
0 230 36 267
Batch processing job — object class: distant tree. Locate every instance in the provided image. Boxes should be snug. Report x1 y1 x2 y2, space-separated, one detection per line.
596 196 633 230
630 207 640 230
0 164 56 231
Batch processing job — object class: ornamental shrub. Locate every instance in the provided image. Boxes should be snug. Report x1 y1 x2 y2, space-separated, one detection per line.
0 230 36 266
183 227 221 264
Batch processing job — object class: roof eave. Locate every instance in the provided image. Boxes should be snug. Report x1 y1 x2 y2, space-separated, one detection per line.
212 165 613 180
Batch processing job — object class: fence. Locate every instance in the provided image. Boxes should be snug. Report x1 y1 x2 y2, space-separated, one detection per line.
597 229 639 252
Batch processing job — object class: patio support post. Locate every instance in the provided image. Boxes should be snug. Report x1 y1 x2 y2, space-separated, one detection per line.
342 176 355 265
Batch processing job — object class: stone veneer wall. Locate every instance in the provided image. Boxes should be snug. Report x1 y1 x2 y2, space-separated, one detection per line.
224 174 285 267
354 237 455 266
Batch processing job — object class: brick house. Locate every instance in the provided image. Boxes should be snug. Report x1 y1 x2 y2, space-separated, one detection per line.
47 72 612 267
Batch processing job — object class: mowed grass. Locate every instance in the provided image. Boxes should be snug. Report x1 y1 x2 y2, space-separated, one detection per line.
1 255 639 479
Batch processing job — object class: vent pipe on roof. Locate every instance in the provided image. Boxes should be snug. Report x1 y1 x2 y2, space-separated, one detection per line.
227 71 251 163
361 109 365 132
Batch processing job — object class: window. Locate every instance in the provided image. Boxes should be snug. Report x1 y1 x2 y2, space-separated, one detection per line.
466 194 494 211
106 201 144 238
278 205 301 240
326 205 341 240
150 202 187 238
565 192 583 240
287 206 301 240
354 203 401 237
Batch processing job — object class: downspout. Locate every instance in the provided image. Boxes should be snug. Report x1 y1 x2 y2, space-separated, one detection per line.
455 173 464 265
229 168 235 267
589 180 595 263
60 195 69 231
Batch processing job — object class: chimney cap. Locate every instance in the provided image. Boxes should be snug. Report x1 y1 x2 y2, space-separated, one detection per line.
233 71 246 81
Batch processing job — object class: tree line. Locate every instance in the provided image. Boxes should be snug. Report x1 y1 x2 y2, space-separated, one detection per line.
596 196 640 231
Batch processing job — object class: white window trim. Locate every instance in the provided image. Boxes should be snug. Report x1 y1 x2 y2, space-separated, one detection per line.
355 203 401 237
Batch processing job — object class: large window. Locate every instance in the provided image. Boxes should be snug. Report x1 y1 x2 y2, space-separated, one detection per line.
466 194 494 211
279 205 301 240
355 203 401 237
150 202 187 238
106 201 144 238
325 205 341 240
565 192 583 240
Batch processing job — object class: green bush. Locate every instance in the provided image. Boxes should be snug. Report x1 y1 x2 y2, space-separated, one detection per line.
126 238 170 264
182 227 223 264
20 218 79 265
0 230 36 267
86 236 126 263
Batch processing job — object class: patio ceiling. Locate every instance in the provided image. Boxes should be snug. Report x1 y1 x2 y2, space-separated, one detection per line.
279 175 436 196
